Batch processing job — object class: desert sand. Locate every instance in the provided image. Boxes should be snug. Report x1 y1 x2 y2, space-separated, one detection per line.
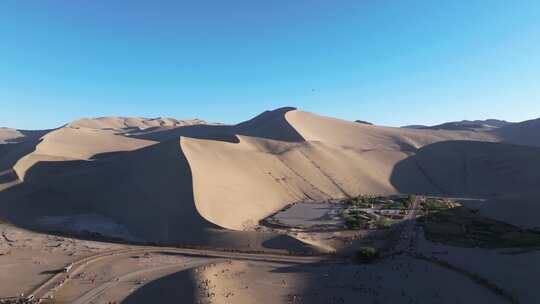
127 257 507 304
1 107 539 303
0 223 121 297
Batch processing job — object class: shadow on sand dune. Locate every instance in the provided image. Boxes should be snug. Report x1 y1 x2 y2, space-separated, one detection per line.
390 140 540 197
122 268 197 304
234 107 305 142
128 123 240 143
0 139 44 172
0 137 223 243
0 129 318 254
128 107 305 143
3 129 50 144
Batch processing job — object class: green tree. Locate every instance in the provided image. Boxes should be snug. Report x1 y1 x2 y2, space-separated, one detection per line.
355 247 380 263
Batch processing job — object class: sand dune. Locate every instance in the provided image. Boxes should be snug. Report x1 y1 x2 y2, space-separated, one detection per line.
0 108 539 249
286 110 498 150
184 109 539 232
11 117 209 182
0 128 25 144
68 116 206 131
0 132 315 252
392 141 540 195
0 127 49 144
477 191 540 229
0 128 52 190
492 117 540 147
401 116 540 147
184 136 411 230
233 107 305 142
403 119 511 131
13 127 155 181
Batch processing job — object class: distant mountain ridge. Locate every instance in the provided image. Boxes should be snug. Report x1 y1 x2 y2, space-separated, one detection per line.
402 119 511 131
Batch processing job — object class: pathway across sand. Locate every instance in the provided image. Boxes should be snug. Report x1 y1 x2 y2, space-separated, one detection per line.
71 258 219 304
30 245 327 302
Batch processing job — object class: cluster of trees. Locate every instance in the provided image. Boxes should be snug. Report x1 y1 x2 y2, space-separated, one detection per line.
341 210 395 230
341 209 367 229
405 194 416 207
348 194 416 209
355 247 380 263
376 217 395 229
341 194 417 230
347 195 376 208
422 198 447 211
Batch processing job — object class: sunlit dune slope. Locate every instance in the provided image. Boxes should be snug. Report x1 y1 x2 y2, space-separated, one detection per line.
12 127 155 182
181 109 525 230
285 110 498 150
68 116 206 132
11 117 208 182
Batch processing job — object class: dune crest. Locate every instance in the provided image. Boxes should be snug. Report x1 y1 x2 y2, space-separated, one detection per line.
68 116 207 132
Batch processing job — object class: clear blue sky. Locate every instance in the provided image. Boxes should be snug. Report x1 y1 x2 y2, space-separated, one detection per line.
1 1 540 130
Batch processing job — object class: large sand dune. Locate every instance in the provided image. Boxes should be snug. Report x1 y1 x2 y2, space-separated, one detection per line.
0 108 539 249
10 117 208 182
185 109 539 231
392 141 540 196
68 116 206 131
474 191 540 229
0 127 49 144
492 117 540 147
0 128 26 144
401 116 540 147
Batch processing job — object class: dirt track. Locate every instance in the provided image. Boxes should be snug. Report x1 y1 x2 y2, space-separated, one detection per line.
30 245 327 302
